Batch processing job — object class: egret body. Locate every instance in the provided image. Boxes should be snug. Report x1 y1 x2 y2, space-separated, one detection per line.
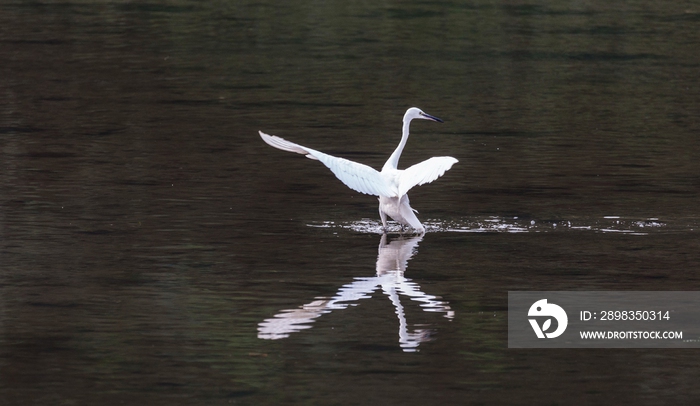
259 107 457 233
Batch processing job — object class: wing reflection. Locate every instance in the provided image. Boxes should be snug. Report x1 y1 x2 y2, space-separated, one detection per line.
258 234 454 352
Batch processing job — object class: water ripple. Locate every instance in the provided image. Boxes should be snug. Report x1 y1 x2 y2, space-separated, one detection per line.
308 216 673 235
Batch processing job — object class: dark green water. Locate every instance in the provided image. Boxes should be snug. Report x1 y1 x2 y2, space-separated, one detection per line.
1 1 699 404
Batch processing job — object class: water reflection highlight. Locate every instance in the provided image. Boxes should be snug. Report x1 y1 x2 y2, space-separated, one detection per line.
309 216 668 235
258 234 453 352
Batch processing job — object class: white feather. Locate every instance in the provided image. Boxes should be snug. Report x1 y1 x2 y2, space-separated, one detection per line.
259 131 394 197
399 156 459 198
259 107 457 232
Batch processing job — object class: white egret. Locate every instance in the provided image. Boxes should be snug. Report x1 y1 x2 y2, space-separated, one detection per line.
259 107 458 233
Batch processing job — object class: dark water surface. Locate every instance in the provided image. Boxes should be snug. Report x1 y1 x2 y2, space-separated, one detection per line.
2 0 700 404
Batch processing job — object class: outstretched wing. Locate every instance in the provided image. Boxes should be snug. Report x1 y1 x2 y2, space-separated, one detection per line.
259 131 317 158
259 131 395 197
398 156 458 197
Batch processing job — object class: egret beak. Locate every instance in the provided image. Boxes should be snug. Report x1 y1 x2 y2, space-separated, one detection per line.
419 111 444 123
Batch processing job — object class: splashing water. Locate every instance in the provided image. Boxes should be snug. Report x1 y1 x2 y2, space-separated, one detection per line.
308 216 671 235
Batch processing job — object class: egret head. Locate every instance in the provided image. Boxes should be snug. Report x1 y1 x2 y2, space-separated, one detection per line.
404 107 444 123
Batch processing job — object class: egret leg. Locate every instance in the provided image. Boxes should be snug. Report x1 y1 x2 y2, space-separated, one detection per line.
379 207 388 233
399 196 425 234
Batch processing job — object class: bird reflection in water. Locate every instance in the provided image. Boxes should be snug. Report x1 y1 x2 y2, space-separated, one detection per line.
258 234 454 352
